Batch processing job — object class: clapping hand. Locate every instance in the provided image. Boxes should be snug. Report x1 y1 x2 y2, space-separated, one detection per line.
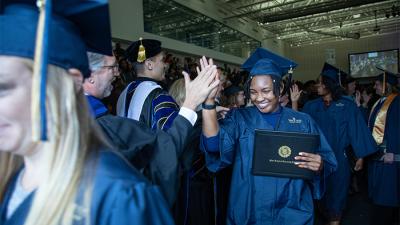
182 56 220 110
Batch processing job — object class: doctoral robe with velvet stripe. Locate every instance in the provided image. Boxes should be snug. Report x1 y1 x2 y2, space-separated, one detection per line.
201 106 337 225
368 95 400 207
0 151 174 225
116 78 179 131
302 97 378 217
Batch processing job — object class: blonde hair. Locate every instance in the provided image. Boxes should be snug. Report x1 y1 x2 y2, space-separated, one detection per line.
0 59 105 225
169 78 185 107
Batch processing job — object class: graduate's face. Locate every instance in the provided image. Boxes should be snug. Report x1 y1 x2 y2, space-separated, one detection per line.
374 80 384 96
316 76 329 96
0 56 33 154
347 81 356 95
235 91 245 107
250 75 279 113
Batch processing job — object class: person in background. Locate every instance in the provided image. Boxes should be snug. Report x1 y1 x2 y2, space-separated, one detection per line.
0 1 175 224
302 63 378 225
201 49 337 225
368 70 399 225
223 85 246 109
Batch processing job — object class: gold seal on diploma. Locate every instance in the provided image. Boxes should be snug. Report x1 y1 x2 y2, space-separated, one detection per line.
278 146 291 158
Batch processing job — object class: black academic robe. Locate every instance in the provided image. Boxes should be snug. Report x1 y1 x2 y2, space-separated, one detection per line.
95 113 193 206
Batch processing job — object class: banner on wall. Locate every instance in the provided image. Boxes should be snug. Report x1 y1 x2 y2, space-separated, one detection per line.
325 49 336 65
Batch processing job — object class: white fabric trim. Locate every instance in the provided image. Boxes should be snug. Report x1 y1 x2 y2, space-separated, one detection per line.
178 107 198 126
116 81 161 121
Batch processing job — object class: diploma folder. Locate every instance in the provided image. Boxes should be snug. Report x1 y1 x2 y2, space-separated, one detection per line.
252 130 319 180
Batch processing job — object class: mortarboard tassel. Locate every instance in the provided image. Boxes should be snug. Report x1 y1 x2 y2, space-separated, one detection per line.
338 70 342 87
382 71 386 96
137 37 146 63
32 0 52 141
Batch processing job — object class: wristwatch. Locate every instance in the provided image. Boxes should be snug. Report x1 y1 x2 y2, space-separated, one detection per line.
202 102 216 110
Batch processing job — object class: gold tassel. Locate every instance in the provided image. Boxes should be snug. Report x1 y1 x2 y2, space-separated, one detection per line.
137 37 146 63
382 72 386 96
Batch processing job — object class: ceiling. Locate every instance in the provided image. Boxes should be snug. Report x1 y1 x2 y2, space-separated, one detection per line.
143 0 399 55
216 0 400 46
144 0 261 58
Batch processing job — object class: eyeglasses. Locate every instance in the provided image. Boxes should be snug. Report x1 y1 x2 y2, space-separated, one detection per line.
102 64 119 75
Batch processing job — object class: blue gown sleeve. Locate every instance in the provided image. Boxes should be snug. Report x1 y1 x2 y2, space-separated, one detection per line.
103 183 175 225
348 105 378 158
201 134 220 153
309 117 338 199
200 111 239 172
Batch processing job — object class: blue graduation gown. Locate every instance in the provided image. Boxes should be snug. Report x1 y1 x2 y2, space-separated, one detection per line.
302 97 378 216
368 95 400 207
201 106 337 225
0 151 174 225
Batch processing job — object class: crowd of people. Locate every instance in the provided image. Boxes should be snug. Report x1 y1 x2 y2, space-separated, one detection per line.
0 1 399 225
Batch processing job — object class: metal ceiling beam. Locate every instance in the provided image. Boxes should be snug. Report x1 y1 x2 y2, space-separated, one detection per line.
237 0 277 9
261 0 388 22
263 0 397 27
225 0 304 19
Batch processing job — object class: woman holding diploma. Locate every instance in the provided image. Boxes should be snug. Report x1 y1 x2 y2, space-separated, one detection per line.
200 48 337 225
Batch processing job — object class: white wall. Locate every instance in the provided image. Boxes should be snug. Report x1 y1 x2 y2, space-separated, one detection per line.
108 0 286 65
285 32 400 81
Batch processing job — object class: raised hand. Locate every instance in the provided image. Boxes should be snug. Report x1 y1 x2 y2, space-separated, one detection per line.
182 57 220 110
290 84 303 103
355 90 361 107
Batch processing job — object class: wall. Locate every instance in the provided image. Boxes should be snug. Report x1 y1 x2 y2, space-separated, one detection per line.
108 0 286 65
285 32 400 81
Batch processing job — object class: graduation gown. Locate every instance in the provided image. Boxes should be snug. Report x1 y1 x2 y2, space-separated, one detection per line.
368 95 400 207
201 106 337 225
87 95 193 205
302 97 377 217
0 151 174 225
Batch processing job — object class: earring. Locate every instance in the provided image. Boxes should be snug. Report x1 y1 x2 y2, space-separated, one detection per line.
89 79 95 84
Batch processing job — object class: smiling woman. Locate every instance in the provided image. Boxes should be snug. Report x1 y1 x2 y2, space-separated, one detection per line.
200 48 337 225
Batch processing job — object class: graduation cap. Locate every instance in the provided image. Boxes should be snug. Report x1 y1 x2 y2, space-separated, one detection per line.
242 48 298 78
0 0 112 141
375 67 399 95
320 63 348 86
224 85 243 97
124 38 162 63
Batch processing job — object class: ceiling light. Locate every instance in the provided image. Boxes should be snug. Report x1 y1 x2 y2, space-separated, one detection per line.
353 14 361 18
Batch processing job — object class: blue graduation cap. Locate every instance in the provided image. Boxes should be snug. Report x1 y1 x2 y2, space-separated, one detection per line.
320 63 348 86
376 67 399 86
224 85 243 97
242 48 298 78
0 0 112 141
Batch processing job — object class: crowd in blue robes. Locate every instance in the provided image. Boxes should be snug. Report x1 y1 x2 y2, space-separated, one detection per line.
302 97 378 218
201 106 337 225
